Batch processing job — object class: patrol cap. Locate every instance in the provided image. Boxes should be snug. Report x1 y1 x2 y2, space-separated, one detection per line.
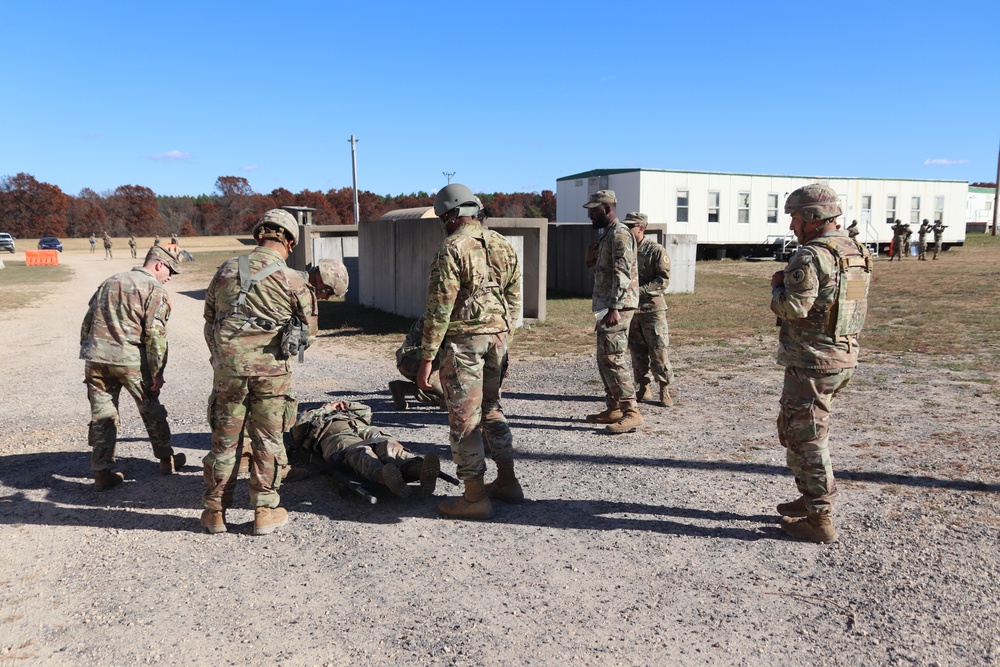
145 246 182 274
623 212 648 227
315 258 349 298
583 190 617 208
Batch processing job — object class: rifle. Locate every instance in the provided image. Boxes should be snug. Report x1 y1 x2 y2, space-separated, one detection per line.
438 470 460 486
326 465 378 505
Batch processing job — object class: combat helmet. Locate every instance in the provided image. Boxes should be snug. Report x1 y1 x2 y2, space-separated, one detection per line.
434 183 481 219
784 184 842 222
253 209 299 245
316 259 349 298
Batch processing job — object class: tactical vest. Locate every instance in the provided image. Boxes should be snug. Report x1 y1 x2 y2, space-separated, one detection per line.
808 236 872 337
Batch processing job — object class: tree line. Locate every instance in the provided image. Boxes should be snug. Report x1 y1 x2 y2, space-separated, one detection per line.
0 173 558 239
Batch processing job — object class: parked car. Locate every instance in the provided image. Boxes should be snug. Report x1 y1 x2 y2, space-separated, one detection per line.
0 233 14 253
37 237 63 252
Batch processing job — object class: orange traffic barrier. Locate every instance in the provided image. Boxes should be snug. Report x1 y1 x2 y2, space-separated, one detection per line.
26 249 60 266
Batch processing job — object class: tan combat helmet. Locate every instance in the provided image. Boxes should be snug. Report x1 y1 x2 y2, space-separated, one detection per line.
315 259 349 298
784 184 842 222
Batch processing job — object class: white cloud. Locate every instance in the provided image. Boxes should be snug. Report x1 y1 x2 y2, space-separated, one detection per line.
242 165 259 172
149 150 192 161
924 158 968 165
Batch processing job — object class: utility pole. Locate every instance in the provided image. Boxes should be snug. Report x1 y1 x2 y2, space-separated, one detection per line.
993 138 999 236
442 171 455 185
348 135 360 225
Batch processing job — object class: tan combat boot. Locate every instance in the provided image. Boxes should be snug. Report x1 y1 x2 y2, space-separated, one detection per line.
253 507 289 535
780 513 838 544
388 380 413 410
585 407 623 424
658 384 674 407
379 463 410 498
636 382 652 402
485 459 524 504
94 469 124 491
776 495 809 518
200 509 227 534
159 452 186 475
418 454 440 497
606 408 643 434
438 476 493 520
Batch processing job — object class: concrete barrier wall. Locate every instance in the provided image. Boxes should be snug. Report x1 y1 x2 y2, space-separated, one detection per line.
359 218 547 323
548 222 697 295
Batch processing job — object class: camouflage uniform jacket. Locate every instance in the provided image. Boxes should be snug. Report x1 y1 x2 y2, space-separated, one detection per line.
80 267 171 377
918 223 932 242
636 237 670 313
290 402 387 460
421 221 522 361
587 219 639 313
204 246 317 377
771 229 871 370
932 222 947 242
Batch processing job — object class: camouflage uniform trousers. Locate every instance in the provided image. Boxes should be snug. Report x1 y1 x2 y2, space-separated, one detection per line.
918 240 928 260
322 437 418 484
628 310 674 387
85 362 173 471
890 237 904 261
438 332 513 480
777 366 854 515
203 372 296 511
596 310 637 410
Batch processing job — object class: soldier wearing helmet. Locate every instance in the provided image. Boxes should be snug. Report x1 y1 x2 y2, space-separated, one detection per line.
307 258 350 300
418 182 522 520
200 208 318 536
770 184 872 543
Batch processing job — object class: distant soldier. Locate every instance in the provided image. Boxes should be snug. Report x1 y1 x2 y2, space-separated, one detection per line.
846 220 859 239
80 246 185 490
770 184 872 543
584 190 642 434
89 233 96 254
170 233 179 246
890 220 908 261
917 219 932 260
290 401 441 498
201 209 317 536
418 183 522 520
128 235 137 259
102 232 113 260
623 212 674 408
932 220 948 259
153 235 161 247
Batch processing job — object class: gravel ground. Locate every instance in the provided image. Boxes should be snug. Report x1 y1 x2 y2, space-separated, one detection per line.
0 250 998 666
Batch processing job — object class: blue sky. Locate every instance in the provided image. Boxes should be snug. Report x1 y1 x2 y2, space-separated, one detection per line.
2 1 997 198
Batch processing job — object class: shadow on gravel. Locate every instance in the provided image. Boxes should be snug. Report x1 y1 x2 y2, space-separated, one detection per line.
504 391 601 403
517 451 1000 493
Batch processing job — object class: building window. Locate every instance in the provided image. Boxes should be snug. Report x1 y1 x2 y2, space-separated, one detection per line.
910 196 920 224
886 195 896 224
737 192 750 223
934 196 945 223
708 191 720 223
676 190 689 223
767 194 778 223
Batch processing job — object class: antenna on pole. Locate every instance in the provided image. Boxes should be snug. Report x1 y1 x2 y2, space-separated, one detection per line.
442 171 455 185
348 135 360 224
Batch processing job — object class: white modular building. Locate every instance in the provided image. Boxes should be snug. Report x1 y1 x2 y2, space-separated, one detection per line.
556 168 968 258
967 186 996 233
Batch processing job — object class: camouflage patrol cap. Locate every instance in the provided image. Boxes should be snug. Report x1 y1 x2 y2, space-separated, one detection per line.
145 245 182 274
315 258 349 298
623 212 648 227
583 190 617 208
784 184 842 222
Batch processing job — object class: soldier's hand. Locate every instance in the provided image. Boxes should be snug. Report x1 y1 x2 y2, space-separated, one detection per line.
602 308 621 327
416 359 434 391
771 270 785 288
149 376 165 392
585 244 597 265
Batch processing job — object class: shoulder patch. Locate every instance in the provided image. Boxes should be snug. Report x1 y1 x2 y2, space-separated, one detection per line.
788 268 807 285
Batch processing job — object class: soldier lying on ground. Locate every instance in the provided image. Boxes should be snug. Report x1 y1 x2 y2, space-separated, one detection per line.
289 400 441 498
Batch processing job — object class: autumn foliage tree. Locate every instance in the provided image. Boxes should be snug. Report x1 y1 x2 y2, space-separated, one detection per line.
0 173 68 238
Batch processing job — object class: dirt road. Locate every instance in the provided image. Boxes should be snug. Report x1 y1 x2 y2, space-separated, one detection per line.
1 247 998 665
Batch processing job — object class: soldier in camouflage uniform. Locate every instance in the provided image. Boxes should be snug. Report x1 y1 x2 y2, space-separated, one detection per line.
80 246 185 490
623 212 674 408
102 232 113 260
201 209 318 536
390 316 447 410
583 190 642 434
917 219 932 260
290 400 441 498
128 235 137 259
770 184 872 543
417 183 522 520
890 220 908 261
932 220 948 259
